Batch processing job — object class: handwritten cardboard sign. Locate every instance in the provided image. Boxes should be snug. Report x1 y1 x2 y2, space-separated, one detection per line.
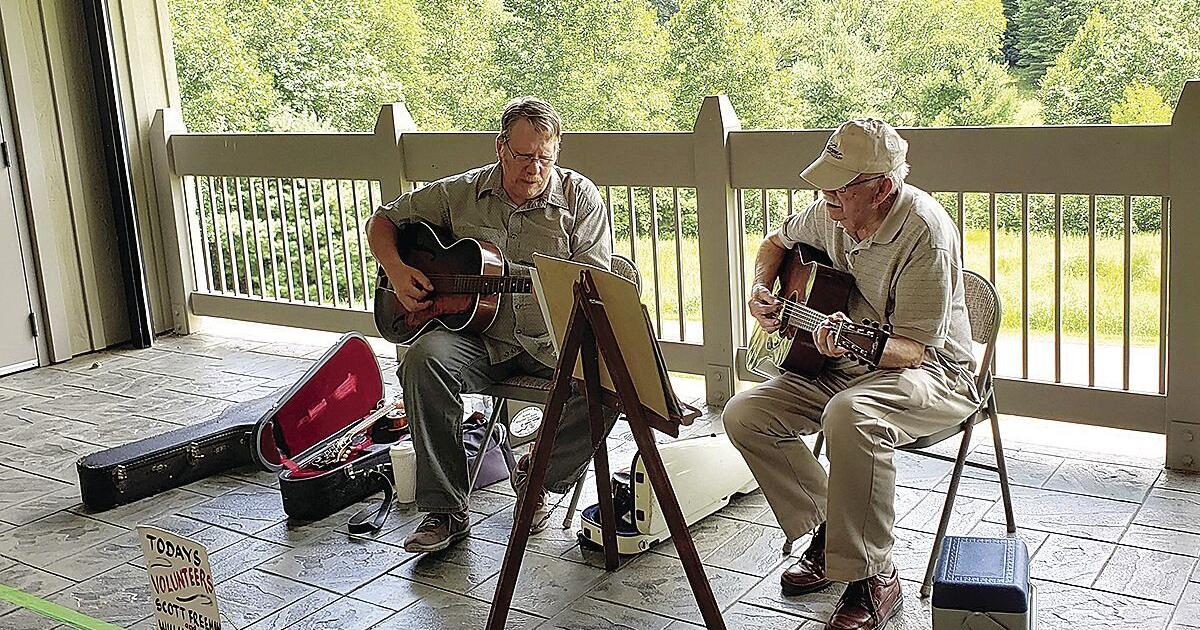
137 526 221 630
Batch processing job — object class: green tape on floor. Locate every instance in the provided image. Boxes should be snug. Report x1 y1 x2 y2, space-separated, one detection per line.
0 583 127 630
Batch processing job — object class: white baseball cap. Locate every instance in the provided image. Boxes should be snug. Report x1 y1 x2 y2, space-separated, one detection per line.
799 118 908 190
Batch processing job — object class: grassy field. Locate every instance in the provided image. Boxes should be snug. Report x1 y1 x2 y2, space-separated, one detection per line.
619 228 1163 346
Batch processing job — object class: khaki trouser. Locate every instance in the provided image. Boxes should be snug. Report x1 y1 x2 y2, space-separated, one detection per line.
722 360 978 582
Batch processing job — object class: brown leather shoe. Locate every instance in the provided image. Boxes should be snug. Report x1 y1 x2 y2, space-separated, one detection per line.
402 510 471 553
782 523 832 595
825 566 902 630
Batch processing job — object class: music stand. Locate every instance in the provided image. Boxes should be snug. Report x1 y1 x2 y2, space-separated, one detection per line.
485 260 724 629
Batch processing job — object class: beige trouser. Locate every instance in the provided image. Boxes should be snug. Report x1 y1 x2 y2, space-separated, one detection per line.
723 360 978 582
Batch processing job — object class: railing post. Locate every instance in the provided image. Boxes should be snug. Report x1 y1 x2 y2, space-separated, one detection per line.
693 96 742 407
374 103 417 202
1167 80 1200 471
151 108 202 334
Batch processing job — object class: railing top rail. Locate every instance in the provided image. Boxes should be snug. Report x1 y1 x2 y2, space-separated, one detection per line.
730 124 1171 196
169 132 391 180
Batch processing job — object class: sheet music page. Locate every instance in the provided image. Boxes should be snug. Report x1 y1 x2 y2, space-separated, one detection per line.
532 254 671 421
529 267 560 356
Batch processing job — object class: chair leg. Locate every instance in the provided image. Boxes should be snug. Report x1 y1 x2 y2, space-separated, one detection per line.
812 432 825 459
469 400 507 490
563 471 588 529
920 420 976 599
987 394 1017 534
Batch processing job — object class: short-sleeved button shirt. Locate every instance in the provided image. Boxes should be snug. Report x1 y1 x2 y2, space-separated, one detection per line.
373 162 611 367
773 184 976 381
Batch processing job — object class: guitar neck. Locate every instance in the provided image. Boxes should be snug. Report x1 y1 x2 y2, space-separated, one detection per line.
427 274 533 294
778 298 827 333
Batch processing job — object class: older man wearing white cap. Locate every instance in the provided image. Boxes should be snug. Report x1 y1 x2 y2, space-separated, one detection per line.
722 119 979 630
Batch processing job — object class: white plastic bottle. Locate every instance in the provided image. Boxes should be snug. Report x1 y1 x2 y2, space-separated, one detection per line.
390 440 417 504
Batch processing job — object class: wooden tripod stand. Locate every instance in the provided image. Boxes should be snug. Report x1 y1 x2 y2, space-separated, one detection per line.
485 270 726 629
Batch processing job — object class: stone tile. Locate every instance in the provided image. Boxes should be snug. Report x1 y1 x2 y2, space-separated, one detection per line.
1122 524 1200 557
50 350 151 374
1093 546 1195 604
23 390 134 424
894 451 953 490
590 551 759 625
0 561 74 617
122 391 234 426
0 511 125 566
126 352 226 380
965 444 1063 488
932 473 1007 501
57 416 185 448
1028 534 1115 587
282 597 394 629
69 488 207 529
1033 578 1173 630
985 485 1138 542
346 574 426 611
1044 459 1157 503
242 589 341 630
165 370 272 400
467 507 581 560
40 528 142 581
740 561 845 625
1170 582 1200 629
717 603 811 630
48 563 152 627
0 408 90 445
371 586 541 630
219 351 313 379
468 489 516 517
217 568 318 628
0 466 71 513
539 596 679 629
258 531 410 594
1136 489 1200 535
184 474 262 497
65 368 190 400
391 535 504 594
183 485 287 534
703 522 788 576
719 491 771 523
208 536 290 583
0 484 85 527
471 550 606 617
652 515 749 560
896 491 995 536
1157 470 1200 495
0 435 99 483
0 367 77 396
889 529 937 579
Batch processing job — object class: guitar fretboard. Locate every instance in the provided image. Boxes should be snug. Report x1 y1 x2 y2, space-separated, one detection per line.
426 274 533 294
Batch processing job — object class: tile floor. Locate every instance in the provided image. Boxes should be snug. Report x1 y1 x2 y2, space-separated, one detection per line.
0 332 1197 629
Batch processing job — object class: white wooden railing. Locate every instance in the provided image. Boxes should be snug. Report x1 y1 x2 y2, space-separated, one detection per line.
150 83 1200 469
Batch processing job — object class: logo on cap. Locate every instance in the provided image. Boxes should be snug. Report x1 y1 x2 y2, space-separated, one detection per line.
825 142 844 160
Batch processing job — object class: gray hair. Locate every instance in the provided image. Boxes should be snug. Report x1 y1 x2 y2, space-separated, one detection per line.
498 97 562 142
886 162 910 191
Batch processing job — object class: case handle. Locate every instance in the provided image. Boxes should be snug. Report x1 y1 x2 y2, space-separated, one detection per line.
347 468 395 535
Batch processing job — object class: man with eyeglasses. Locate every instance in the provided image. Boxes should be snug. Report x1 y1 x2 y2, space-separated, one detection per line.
367 96 614 553
723 119 978 630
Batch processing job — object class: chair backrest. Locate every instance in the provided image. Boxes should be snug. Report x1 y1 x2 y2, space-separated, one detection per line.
962 269 1002 388
610 254 642 293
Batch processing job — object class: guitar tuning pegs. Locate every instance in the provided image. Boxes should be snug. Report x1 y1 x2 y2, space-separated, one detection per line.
862 318 870 325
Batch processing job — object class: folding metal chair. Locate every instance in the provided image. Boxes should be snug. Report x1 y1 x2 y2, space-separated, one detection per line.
468 255 642 508
811 269 1016 598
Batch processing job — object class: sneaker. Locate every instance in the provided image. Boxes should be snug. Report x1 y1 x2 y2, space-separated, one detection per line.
512 455 552 534
402 511 470 553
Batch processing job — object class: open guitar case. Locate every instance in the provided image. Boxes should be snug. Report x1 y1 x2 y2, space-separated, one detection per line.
78 332 511 530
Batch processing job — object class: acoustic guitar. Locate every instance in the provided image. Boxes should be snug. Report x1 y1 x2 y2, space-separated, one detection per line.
747 243 890 377
373 221 532 345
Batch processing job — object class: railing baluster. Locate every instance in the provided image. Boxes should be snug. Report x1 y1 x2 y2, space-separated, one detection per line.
248 178 265 298
627 186 638 270
761 188 769 236
735 189 747 346
1021 193 1029 380
650 187 663 334
306 180 324 304
192 177 214 292
1123 195 1132 390
263 178 280 299
367 182 380 300
235 178 253 296
292 179 309 302
674 187 685 343
321 179 340 305
988 193 997 286
336 180 355 307
957 192 965 264
220 177 240 294
1054 194 1062 383
209 177 227 293
605 186 614 246
1160 196 1169 395
1088 195 1096 387
352 181 370 309
277 179 296 301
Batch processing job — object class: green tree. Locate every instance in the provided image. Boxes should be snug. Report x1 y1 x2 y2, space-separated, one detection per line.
1011 0 1098 83
494 0 673 131
667 0 804 129
169 0 280 132
1110 81 1174 123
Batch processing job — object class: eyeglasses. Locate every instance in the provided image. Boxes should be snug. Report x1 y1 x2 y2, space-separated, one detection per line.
504 140 557 167
829 174 887 194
